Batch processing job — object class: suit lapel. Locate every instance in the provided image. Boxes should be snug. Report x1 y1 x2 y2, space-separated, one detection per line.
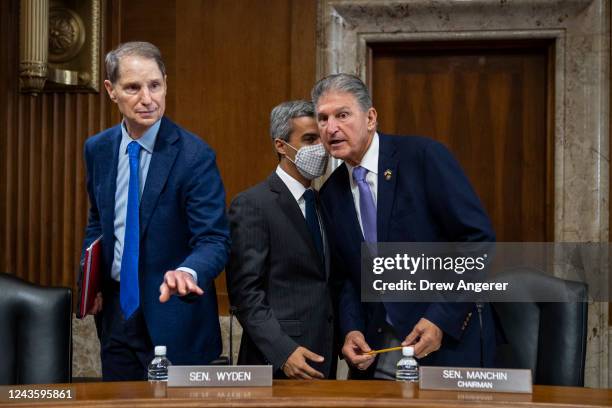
377 134 399 242
139 117 180 240
98 126 121 264
316 191 331 280
268 172 323 266
331 164 365 249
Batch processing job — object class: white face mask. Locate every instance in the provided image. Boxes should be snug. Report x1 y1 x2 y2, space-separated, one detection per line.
281 141 330 180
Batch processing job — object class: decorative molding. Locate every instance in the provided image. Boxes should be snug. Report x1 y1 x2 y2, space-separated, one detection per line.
329 0 593 24
49 6 85 63
19 61 47 91
46 0 101 92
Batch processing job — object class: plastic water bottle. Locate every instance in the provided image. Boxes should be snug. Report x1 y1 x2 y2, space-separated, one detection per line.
148 345 172 382
396 346 419 382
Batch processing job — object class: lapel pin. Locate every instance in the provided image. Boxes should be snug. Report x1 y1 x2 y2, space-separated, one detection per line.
384 169 392 181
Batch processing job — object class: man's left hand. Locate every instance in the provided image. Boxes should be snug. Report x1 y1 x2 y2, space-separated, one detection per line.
159 270 204 303
401 318 443 359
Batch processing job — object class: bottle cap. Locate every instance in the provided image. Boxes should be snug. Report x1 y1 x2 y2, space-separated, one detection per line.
154 345 167 356
402 346 414 357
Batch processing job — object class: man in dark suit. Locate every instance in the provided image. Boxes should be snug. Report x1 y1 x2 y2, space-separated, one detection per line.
226 100 336 379
313 74 497 379
82 42 230 380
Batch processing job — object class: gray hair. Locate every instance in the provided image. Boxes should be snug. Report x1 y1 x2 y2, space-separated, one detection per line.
311 73 372 112
270 100 315 142
105 41 166 84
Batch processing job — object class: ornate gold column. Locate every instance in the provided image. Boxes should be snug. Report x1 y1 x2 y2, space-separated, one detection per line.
19 0 49 94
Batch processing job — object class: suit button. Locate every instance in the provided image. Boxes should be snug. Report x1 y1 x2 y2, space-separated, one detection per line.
327 315 333 323
377 327 383 333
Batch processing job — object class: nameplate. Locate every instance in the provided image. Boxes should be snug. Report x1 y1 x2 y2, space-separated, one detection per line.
419 367 532 393
167 365 272 387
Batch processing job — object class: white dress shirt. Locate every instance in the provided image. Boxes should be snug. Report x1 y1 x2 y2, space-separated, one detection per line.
345 132 393 324
276 165 308 217
275 166 325 254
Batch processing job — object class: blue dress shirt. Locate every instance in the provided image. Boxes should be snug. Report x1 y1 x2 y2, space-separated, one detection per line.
111 120 197 283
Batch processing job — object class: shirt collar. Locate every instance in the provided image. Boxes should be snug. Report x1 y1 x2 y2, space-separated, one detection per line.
120 119 161 154
346 132 379 176
275 165 309 202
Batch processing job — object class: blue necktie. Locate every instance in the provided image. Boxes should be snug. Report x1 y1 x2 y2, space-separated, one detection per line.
352 166 377 242
303 189 324 261
120 141 141 319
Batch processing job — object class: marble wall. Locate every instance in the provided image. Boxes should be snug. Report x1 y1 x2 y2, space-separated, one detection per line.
317 0 609 387
72 316 101 378
72 315 243 379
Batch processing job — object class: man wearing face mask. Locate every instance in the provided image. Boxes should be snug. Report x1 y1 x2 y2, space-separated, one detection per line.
226 100 337 379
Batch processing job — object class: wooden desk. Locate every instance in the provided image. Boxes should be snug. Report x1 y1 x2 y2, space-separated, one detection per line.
1 380 611 407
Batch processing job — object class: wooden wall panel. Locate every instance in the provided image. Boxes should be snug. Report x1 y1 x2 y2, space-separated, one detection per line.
0 0 118 293
289 0 318 100
0 0 14 276
120 0 177 118
370 41 553 242
174 0 290 196
0 0 317 315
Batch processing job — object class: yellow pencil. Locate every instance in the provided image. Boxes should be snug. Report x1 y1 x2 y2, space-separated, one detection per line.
365 346 403 355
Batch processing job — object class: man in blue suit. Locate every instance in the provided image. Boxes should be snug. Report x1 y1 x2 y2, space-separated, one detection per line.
314 74 497 379
81 42 230 380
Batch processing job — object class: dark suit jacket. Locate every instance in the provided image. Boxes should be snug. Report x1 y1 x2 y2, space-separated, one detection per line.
320 133 497 369
82 116 230 365
226 172 336 378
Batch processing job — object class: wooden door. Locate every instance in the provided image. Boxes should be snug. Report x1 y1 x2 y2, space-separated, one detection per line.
370 41 554 242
